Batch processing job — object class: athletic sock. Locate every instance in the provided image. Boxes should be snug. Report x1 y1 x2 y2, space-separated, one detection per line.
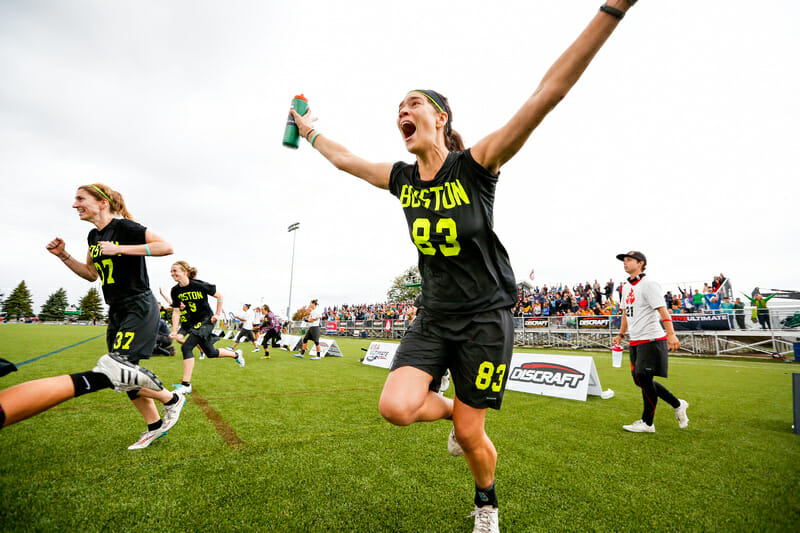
181 381 191 387
165 393 179 406
475 481 498 508
148 419 163 431
70 371 113 397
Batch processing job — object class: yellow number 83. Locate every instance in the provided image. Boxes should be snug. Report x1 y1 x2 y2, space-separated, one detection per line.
475 362 506 392
411 218 461 257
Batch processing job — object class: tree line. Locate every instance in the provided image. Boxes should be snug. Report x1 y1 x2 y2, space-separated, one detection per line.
1 281 105 322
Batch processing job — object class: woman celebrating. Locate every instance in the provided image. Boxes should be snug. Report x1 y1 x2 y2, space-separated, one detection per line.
169 261 245 395
40 183 185 449
291 2 638 530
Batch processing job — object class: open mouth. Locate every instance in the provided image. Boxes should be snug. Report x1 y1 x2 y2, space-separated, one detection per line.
401 121 416 140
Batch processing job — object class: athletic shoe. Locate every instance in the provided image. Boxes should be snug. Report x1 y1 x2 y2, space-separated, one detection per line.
93 353 164 392
127 427 167 449
469 506 499 533
199 352 205 360
173 383 192 395
252 347 260 352
674 399 690 428
448 427 464 456
623 419 655 433
439 370 451 395
293 353 304 359
234 350 246 368
162 391 186 432
261 354 271 360
310 356 321 360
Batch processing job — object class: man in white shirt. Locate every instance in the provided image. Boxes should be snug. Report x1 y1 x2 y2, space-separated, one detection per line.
296 299 324 360
612 251 689 433
231 304 259 352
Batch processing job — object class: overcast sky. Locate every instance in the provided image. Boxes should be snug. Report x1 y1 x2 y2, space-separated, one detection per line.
1 1 798 318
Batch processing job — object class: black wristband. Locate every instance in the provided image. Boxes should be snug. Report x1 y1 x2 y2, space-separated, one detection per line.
600 4 625 20
627 0 637 5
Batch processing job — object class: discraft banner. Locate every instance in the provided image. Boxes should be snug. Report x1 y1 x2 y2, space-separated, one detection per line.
361 342 400 369
505 353 613 401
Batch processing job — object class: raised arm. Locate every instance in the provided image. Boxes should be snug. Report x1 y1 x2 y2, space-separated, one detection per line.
211 292 225 323
472 1 633 173
290 109 394 189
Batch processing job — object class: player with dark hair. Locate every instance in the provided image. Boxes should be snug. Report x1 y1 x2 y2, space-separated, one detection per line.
295 299 323 359
0 184 186 449
290 3 641 529
169 261 245 394
613 251 689 433
258 304 281 359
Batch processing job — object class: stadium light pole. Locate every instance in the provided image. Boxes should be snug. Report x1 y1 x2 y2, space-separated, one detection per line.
287 222 300 319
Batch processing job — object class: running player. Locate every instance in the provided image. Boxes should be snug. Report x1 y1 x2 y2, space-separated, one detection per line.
5 183 187 449
290 3 640 529
295 299 322 359
169 261 245 395
258 305 281 359
612 251 689 433
230 304 259 352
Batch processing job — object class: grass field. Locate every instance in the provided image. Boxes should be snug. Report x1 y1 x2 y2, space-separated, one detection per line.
1 323 799 532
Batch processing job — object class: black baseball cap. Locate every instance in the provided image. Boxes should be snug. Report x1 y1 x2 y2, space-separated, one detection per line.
616 250 647 264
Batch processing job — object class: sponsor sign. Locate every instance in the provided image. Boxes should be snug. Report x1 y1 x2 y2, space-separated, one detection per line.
505 353 610 401
317 337 343 358
326 321 338 334
578 316 610 329
277 334 302 351
361 342 400 369
524 317 549 328
672 314 730 331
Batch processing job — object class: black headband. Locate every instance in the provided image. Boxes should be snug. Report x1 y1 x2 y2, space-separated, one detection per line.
412 89 452 134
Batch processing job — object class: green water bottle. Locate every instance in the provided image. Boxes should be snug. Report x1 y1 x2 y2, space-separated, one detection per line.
283 94 309 149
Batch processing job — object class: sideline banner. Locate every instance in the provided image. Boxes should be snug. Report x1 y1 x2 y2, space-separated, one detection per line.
672 314 730 331
505 353 613 402
361 342 400 369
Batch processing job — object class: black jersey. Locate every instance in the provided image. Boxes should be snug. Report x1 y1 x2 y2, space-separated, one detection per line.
87 218 151 306
389 149 516 313
171 279 216 327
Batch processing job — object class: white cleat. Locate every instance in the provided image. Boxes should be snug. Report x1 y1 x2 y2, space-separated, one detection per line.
93 353 164 392
469 506 499 533
623 419 655 433
438 370 451 395
234 349 246 367
162 391 186 432
448 427 464 456
127 427 167 449
674 399 690 429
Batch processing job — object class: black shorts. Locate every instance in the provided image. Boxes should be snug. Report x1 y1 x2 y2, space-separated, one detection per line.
391 307 514 410
106 292 159 364
235 328 255 343
302 325 321 345
630 339 669 378
183 322 220 359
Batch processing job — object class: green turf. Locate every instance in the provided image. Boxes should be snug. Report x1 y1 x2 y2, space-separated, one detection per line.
1 324 799 532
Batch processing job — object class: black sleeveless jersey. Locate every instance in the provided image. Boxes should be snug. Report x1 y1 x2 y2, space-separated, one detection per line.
388 149 516 313
87 218 150 306
171 279 216 327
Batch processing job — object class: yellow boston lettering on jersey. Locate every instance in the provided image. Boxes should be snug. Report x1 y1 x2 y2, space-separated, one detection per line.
399 180 471 211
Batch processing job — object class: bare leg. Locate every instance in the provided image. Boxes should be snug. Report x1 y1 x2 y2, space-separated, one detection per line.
182 357 195 382
379 366 453 426
0 376 76 427
452 398 496 489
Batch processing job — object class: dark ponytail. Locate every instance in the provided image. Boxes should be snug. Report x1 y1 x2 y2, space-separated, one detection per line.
445 129 465 152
